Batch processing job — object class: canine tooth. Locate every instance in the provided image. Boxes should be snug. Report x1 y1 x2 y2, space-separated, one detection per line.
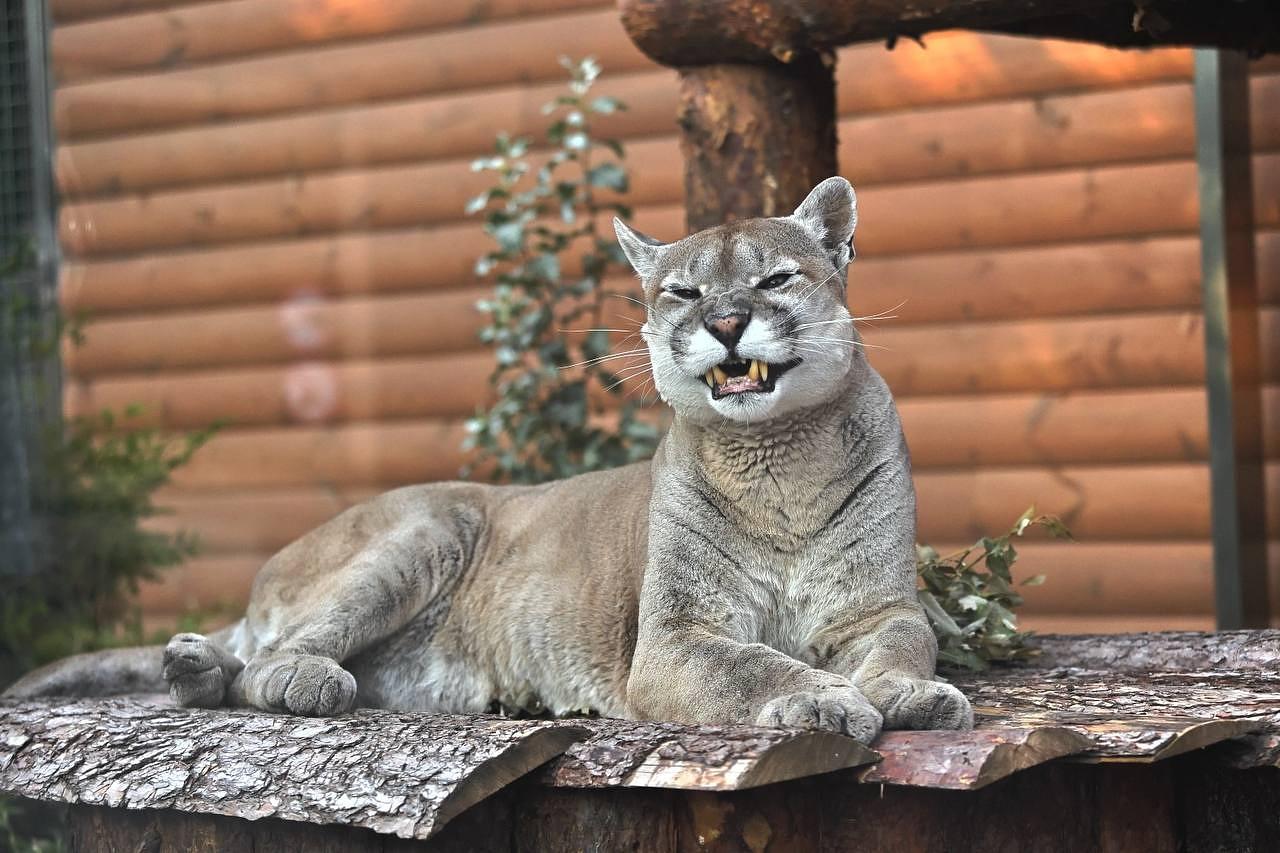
760 361 769 381
704 370 715 387
712 365 728 385
748 359 760 381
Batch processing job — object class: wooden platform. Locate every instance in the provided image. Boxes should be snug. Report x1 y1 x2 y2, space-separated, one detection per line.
3 632 1280 851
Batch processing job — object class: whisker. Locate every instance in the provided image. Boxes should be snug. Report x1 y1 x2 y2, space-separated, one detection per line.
558 327 634 334
559 349 651 370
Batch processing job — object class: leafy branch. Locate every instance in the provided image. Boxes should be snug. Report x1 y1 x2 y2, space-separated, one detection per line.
917 507 1073 671
463 57 662 484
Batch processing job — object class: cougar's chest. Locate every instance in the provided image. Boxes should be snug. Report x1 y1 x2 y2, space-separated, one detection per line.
732 516 854 659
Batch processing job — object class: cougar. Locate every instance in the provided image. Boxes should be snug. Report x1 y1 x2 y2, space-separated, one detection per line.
6 177 972 743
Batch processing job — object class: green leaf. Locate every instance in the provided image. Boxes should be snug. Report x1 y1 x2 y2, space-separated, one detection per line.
589 96 623 114
582 330 611 361
586 162 628 192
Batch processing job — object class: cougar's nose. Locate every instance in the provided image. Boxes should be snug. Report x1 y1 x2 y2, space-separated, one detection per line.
704 310 751 349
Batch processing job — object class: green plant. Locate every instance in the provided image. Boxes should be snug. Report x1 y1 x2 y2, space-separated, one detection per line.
916 507 1072 671
463 56 661 484
1 281 217 682
0 405 216 681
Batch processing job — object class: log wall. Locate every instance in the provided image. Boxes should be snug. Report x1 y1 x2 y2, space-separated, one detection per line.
47 0 1280 632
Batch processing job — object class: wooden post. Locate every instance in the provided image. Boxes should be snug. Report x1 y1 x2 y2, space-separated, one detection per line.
676 55 837 232
1193 49 1269 629
618 0 838 232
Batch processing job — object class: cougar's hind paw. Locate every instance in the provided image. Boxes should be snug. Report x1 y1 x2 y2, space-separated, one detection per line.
163 633 232 708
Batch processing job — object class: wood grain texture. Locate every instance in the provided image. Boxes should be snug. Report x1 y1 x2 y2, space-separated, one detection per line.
861 727 1092 789
0 700 587 839
56 151 1280 264
546 719 875 789
53 0 611 83
54 69 676 198
53 9 650 140
52 33 1207 200
59 75 1280 254
59 228 1280 320
619 0 1279 62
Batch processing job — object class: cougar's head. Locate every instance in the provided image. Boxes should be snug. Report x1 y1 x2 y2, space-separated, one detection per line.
614 177 860 425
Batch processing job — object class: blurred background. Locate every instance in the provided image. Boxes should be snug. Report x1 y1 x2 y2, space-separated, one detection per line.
4 0 1278 641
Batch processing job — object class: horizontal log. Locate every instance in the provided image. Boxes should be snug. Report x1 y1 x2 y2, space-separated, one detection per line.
61 224 1280 320
898 386 1279 468
616 0 1128 66
55 69 677 198
136 553 265 614
1031 630 1280 673
49 0 201 24
167 419 471 489
145 486 377 553
934 542 1213 616
51 25 1197 145
61 219 498 316
53 0 611 84
70 343 1280 469
0 699 590 839
58 138 678 256
54 9 651 140
862 152 1278 260
843 72 1279 189
149 411 1280 538
72 352 500 426
864 309 1267 398
59 150 1280 265
57 74 1280 253
65 289 488 376
66 298 1280 402
916 464 1280 544
53 34 1206 200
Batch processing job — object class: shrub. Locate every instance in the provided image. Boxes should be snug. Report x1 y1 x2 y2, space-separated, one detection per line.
464 57 661 485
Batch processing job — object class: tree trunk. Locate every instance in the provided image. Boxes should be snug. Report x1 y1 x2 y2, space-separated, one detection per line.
677 55 837 232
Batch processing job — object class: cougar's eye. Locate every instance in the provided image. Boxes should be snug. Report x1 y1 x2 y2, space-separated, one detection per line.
758 272 794 290
666 286 701 301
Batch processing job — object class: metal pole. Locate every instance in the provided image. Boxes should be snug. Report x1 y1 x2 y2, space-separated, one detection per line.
1193 49 1269 629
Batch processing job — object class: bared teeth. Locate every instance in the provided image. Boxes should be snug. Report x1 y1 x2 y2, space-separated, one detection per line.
747 359 760 381
704 370 715 388
712 365 728 385
760 360 769 381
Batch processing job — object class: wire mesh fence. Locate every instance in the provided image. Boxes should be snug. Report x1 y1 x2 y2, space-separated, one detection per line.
1 0 59 580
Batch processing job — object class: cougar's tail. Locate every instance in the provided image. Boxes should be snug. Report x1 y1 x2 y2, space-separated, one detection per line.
3 645 165 699
1 622 243 700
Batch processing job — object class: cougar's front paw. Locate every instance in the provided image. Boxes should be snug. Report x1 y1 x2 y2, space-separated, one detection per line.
163 633 232 709
872 677 973 731
756 687 883 744
257 655 357 716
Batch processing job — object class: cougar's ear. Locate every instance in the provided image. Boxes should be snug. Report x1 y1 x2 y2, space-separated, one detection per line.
791 176 857 270
613 217 667 280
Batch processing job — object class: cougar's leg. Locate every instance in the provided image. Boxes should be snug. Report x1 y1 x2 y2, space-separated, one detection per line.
228 497 484 716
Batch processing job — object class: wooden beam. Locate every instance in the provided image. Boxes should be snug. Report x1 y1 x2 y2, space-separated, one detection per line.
1195 50 1271 629
618 0 1280 64
676 55 837 231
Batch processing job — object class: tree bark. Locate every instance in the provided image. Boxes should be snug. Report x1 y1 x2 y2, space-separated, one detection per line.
677 55 837 232
619 0 1279 64
0 699 586 841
